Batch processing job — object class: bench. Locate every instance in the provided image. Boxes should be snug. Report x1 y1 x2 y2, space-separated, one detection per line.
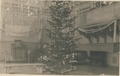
4 63 44 74
4 51 44 74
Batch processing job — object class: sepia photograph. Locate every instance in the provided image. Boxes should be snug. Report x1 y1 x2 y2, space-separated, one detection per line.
0 0 119 75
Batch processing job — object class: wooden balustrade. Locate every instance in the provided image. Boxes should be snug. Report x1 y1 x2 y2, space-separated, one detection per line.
86 3 120 25
77 43 115 52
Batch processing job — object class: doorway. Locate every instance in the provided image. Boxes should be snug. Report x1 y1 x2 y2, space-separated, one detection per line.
90 51 107 67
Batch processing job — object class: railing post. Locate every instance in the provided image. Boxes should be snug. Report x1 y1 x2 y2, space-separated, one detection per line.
113 20 117 43
4 50 7 64
27 50 31 63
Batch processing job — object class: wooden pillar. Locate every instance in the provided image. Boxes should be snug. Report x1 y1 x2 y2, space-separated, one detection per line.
88 34 93 43
99 30 107 43
93 33 99 43
0 0 2 38
113 20 117 43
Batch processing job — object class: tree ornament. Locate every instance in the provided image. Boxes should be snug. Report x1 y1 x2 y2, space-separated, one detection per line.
62 48 65 50
43 44 47 48
6 8 10 11
20 4 23 10
26 1 30 6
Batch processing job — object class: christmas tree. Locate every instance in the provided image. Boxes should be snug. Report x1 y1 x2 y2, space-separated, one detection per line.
40 1 79 74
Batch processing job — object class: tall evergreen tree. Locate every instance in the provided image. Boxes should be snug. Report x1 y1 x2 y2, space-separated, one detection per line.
40 1 79 74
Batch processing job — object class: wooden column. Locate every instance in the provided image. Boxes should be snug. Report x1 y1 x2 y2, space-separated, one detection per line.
93 33 99 43
113 20 117 43
0 0 2 33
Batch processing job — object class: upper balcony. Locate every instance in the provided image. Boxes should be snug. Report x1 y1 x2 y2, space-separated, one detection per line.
86 3 120 25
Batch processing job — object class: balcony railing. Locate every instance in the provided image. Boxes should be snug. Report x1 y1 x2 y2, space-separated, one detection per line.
76 43 119 52
86 3 120 25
